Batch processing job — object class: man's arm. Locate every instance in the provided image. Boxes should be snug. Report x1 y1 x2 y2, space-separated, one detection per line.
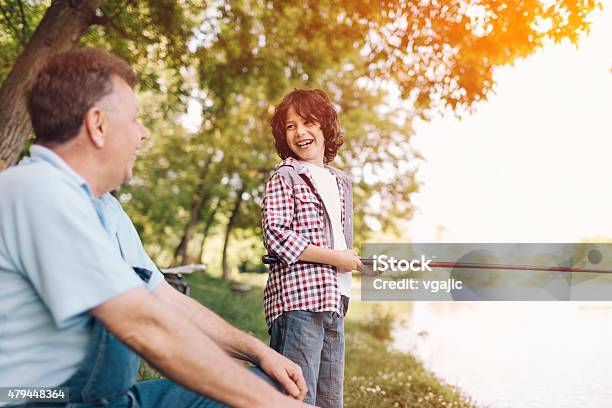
152 281 307 400
90 287 308 408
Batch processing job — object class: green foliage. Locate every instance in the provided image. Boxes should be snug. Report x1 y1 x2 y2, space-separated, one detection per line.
0 0 49 83
118 0 423 264
186 272 270 340
353 304 396 342
137 359 163 381
344 322 478 408
367 0 602 115
1 1 600 401
0 0 601 267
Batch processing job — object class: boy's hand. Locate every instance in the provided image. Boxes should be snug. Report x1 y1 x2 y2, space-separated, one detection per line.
335 249 362 271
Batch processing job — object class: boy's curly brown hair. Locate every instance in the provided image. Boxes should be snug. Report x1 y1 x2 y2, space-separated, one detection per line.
270 89 344 164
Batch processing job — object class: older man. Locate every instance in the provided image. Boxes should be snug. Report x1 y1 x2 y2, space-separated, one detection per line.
0 48 308 407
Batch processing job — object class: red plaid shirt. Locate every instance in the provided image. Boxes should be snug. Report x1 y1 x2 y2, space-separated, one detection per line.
262 157 354 328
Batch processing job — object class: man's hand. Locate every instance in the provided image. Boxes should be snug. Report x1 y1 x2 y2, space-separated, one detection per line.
152 281 311 406
258 349 307 401
334 249 362 272
90 287 290 408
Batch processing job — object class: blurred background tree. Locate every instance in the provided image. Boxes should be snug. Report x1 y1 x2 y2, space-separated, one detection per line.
0 0 601 275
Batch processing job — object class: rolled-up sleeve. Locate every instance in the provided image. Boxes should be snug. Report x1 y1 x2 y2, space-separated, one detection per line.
262 172 309 265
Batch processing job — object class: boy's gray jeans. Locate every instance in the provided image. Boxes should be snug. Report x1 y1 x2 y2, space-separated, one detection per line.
269 296 349 408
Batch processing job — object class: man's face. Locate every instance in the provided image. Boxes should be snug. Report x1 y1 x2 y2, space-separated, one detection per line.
100 77 149 187
285 105 325 166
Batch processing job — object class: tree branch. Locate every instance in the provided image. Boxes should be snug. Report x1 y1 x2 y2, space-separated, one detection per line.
16 0 29 39
97 6 155 43
90 13 111 26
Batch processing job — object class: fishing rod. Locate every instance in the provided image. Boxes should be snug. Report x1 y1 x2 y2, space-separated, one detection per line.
262 255 375 265
261 255 612 274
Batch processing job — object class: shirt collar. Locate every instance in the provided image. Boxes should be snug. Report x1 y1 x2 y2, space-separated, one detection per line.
23 145 96 197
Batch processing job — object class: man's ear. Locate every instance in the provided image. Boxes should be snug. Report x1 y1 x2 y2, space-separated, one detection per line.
83 107 106 148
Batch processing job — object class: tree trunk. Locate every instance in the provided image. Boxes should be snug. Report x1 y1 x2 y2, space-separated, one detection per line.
196 197 220 263
221 186 245 280
172 153 214 264
0 0 102 170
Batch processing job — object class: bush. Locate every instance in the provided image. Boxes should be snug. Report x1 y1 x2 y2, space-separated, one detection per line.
360 304 396 342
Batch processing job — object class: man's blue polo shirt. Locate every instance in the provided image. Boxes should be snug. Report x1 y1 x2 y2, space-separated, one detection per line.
0 145 164 388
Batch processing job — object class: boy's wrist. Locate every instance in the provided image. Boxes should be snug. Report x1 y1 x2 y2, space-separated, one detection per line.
322 247 342 268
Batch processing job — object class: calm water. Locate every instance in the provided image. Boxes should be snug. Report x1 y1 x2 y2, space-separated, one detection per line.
392 302 612 408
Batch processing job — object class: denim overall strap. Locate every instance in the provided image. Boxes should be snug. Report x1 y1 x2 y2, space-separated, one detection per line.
56 267 152 405
58 319 140 404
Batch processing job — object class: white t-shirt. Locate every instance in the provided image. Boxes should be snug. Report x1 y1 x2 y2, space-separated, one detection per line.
299 161 351 297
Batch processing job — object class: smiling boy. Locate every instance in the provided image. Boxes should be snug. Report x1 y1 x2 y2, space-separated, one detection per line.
262 89 362 407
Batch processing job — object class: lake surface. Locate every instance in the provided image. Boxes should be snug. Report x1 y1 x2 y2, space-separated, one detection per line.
392 302 612 408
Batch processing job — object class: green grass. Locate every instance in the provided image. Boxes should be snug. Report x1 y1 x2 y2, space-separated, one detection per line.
188 273 270 341
140 272 477 407
344 317 477 407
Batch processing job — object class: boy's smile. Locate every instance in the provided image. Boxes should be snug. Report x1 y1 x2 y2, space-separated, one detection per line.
285 105 325 166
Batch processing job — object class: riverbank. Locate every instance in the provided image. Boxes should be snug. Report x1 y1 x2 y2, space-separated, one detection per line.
142 272 477 407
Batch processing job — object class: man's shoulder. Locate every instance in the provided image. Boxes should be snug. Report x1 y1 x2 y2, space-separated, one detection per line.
100 193 139 236
0 161 83 205
100 192 124 213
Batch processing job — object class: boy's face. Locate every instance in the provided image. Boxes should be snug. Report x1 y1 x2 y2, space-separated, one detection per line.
285 105 325 166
